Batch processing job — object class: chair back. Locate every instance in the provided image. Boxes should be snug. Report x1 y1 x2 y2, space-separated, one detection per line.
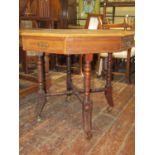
85 14 103 30
103 16 135 31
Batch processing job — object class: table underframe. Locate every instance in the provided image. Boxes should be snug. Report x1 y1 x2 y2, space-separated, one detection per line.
35 53 114 139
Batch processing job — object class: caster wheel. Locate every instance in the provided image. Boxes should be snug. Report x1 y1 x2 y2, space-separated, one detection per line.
106 106 113 113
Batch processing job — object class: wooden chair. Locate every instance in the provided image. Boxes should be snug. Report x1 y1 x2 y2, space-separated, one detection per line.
97 17 135 83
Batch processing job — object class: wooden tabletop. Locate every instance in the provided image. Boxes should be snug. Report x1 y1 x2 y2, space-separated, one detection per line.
20 29 135 54
20 29 134 38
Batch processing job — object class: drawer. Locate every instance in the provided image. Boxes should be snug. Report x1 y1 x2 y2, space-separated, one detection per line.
22 37 65 54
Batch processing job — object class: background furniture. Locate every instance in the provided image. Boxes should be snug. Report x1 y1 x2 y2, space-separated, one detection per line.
101 0 135 23
97 16 135 83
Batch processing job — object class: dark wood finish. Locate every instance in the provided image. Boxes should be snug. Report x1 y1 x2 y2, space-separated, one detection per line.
35 53 46 119
104 1 135 7
19 0 34 16
68 0 77 25
20 0 77 29
101 1 135 23
101 51 134 84
83 54 93 139
59 0 77 28
19 73 38 83
105 53 114 107
20 29 134 138
66 55 73 94
19 0 61 34
100 20 135 83
44 53 51 93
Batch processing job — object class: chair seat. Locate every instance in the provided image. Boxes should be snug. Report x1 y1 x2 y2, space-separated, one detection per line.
100 47 135 58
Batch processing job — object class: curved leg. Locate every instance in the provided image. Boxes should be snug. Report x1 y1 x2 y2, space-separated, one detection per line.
83 54 93 139
35 53 46 121
105 53 114 108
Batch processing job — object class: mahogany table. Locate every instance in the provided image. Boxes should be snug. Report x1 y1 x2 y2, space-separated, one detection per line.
20 29 134 139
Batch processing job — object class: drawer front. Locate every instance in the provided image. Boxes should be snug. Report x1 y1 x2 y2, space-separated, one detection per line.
22 37 65 54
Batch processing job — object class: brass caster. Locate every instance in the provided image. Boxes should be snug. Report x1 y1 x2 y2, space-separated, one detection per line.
106 106 113 113
37 116 42 122
85 131 92 140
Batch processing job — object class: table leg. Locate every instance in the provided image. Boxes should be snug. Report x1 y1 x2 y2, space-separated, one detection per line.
102 56 108 79
36 53 46 121
105 53 114 108
66 55 73 91
44 53 51 93
83 54 93 139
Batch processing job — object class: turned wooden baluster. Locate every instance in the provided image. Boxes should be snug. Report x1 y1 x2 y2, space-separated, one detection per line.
44 53 51 92
83 54 93 139
36 53 46 121
66 55 73 100
105 53 114 110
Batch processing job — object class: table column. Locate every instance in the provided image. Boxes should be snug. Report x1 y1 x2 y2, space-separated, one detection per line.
105 53 114 109
35 53 46 121
44 53 51 93
66 55 73 100
83 54 93 139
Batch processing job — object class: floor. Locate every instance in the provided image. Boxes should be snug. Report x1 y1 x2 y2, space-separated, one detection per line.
20 71 135 155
